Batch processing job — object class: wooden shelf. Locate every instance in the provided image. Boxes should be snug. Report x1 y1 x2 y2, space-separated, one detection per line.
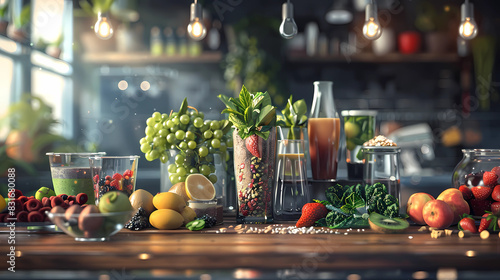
82 51 223 65
287 52 460 64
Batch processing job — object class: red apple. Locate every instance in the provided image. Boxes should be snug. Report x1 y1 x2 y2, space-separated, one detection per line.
437 188 470 224
406 192 435 225
422 200 454 229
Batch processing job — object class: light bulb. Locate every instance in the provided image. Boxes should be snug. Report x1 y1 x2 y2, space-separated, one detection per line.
187 1 206 40
279 1 298 39
363 2 382 40
459 1 478 40
94 12 113 40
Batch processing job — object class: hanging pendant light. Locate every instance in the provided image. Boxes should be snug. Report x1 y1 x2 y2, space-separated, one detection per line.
279 0 298 39
459 0 478 40
362 0 382 40
325 0 353 25
94 12 114 40
187 0 207 40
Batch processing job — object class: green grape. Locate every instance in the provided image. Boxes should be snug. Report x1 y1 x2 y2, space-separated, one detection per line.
189 110 198 117
139 137 148 145
213 130 223 139
185 149 195 157
154 123 162 131
146 117 156 127
152 112 162 121
178 175 186 183
189 167 199 174
179 141 188 150
203 130 213 139
140 143 152 153
219 142 227 152
147 150 159 161
208 147 217 154
158 129 168 137
153 137 165 147
175 130 185 140
175 154 185 165
169 144 176 150
193 117 203 128
185 131 195 141
166 120 174 129
170 126 179 133
167 133 176 144
225 150 230 161
145 135 153 142
161 113 169 121
210 120 220 130
205 154 214 163
145 152 154 161
187 140 197 149
200 165 211 176
171 175 180 184
209 174 217 184
209 165 216 173
200 123 209 133
198 112 204 119
176 167 187 177
171 112 178 117
211 138 221 148
180 114 190 125
168 163 177 173
172 117 180 125
187 125 196 132
145 126 155 136
198 146 209 157
160 153 169 164
226 138 234 148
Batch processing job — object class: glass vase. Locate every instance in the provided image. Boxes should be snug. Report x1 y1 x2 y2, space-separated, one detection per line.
233 127 277 224
308 81 343 181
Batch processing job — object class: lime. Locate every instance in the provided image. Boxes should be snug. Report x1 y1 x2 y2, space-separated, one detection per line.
346 140 356 151
345 122 360 139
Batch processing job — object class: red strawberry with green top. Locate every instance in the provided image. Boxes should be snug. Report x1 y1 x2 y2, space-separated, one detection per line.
478 213 498 232
459 217 477 233
491 185 500 202
491 202 500 216
471 186 492 201
470 199 492 216
296 202 328 228
483 171 498 187
459 185 473 200
245 134 261 158
112 173 122 181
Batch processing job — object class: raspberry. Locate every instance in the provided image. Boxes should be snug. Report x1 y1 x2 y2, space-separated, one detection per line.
76 193 88 205
123 169 133 178
16 211 29 222
28 211 44 222
110 179 121 190
93 174 99 183
105 175 112 181
25 199 42 212
112 173 123 181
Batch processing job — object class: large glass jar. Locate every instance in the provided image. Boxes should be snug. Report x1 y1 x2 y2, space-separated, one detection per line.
452 149 500 216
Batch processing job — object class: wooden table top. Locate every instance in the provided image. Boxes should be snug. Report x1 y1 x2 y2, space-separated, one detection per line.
1 221 500 279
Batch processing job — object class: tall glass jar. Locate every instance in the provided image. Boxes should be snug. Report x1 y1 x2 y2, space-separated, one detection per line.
308 81 343 181
452 149 500 216
233 127 277 224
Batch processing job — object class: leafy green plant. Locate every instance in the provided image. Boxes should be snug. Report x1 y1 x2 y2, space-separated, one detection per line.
79 0 115 15
472 36 496 111
218 85 276 140
277 95 307 139
13 3 30 29
0 1 9 19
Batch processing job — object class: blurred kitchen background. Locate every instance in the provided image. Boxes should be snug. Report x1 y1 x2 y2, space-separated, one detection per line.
1 0 499 197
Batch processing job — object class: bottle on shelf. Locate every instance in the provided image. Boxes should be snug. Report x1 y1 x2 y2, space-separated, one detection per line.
150 26 163 56
163 27 176 56
176 27 188 56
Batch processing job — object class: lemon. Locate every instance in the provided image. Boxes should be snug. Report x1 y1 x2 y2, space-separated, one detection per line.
168 182 190 203
180 206 197 225
185 174 216 201
0 194 6 212
344 122 360 139
152 192 186 213
149 209 184 230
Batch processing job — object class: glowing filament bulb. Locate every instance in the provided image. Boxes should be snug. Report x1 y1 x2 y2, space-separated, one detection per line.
187 1 206 40
94 13 113 40
459 1 478 40
279 1 298 39
363 2 382 40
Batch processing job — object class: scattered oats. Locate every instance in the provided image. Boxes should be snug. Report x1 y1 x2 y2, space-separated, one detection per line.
362 229 365 232
431 230 444 239
246 229 253 234
219 228 227 233
363 135 397 147
480 230 490 239
357 229 360 232
234 225 243 231
418 226 428 232
228 225 234 228
428 227 438 231
445 229 453 236
264 228 272 234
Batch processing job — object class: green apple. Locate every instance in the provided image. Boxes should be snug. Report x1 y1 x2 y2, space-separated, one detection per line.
35 187 56 201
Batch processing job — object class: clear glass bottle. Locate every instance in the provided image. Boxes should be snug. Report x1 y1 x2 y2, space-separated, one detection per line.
150 26 163 56
308 81 343 181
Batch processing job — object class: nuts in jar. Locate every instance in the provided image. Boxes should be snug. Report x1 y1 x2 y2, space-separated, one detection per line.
363 135 397 147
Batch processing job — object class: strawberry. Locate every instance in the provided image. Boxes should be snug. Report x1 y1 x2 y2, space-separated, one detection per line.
478 213 498 232
491 166 500 180
296 203 328 228
491 202 500 216
491 185 500 202
112 173 122 181
245 134 261 158
469 199 492 216
123 169 133 178
471 186 492 200
459 185 473 200
482 171 498 187
459 217 477 233
110 179 120 189
93 174 99 183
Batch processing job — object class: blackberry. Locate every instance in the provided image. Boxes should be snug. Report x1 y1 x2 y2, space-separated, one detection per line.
197 214 216 228
99 178 106 186
125 207 150 231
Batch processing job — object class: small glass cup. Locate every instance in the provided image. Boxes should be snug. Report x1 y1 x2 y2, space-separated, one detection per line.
89 155 140 205
362 146 401 208
341 110 377 180
46 152 106 205
274 139 309 221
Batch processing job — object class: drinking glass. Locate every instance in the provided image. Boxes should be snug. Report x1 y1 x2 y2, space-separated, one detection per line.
274 140 309 221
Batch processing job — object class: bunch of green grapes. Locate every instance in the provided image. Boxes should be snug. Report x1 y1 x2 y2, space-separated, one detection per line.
139 98 233 185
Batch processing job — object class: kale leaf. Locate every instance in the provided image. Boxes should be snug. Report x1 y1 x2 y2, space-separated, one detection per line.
325 184 345 207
